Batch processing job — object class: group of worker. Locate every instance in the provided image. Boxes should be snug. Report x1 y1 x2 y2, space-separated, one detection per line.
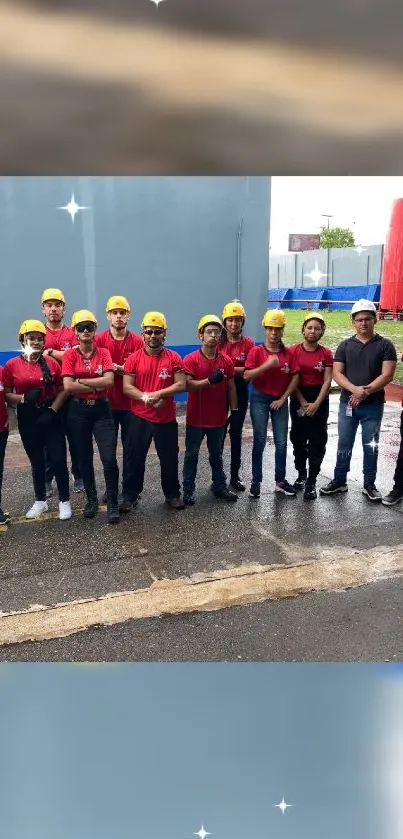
0 289 402 528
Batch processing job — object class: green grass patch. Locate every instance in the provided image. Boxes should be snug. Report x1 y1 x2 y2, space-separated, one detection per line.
278 310 403 384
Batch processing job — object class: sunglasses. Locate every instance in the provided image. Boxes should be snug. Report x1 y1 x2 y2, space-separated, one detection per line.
76 323 95 333
143 328 164 336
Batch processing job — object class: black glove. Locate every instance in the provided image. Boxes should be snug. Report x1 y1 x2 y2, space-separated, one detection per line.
37 408 57 429
24 388 42 406
208 369 224 385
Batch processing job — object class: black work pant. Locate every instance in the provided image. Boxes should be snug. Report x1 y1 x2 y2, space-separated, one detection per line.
45 398 81 483
290 386 329 482
393 410 403 492
0 429 8 507
221 379 249 479
17 404 70 502
125 415 181 501
67 399 119 500
111 409 132 497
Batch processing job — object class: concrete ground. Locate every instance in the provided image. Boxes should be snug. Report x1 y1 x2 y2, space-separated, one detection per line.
0 394 402 660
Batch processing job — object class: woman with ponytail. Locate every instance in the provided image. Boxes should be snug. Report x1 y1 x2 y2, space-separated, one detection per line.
3 320 72 520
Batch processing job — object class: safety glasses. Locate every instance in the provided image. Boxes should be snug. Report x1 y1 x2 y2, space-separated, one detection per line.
143 328 164 336
76 323 95 333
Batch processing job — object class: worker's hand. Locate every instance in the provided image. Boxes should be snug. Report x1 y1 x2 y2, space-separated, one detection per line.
304 402 319 417
264 355 279 369
271 397 285 411
352 386 368 401
113 364 125 376
208 369 224 385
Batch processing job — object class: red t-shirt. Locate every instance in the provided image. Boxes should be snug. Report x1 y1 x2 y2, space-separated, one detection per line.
290 343 333 387
95 330 143 410
3 355 62 402
0 366 8 433
245 344 299 397
217 336 255 368
44 325 76 356
124 347 184 424
62 347 113 400
184 349 235 428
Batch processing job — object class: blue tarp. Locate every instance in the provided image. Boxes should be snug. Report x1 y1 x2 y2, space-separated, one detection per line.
268 284 380 310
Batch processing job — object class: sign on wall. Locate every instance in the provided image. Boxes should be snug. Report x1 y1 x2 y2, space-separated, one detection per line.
288 233 320 252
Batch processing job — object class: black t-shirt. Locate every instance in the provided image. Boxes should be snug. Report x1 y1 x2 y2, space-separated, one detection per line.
334 333 397 403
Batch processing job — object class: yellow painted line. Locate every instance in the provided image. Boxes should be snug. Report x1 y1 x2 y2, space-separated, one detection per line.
1 2 403 135
0 505 108 529
1 544 403 645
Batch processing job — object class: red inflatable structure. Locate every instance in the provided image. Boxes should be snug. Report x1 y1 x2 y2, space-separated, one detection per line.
380 197 403 318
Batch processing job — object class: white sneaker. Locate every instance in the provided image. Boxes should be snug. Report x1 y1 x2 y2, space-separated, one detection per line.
59 500 72 520
25 500 48 519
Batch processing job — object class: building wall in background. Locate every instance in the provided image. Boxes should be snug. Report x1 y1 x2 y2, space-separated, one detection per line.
0 176 271 362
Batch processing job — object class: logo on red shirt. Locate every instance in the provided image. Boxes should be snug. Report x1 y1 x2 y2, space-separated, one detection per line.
159 368 170 380
96 365 103 375
281 363 290 373
314 361 325 371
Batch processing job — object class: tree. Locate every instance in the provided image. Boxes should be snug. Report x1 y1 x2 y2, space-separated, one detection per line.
319 226 356 249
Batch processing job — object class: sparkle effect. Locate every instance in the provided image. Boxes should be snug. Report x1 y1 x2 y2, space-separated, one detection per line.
58 193 88 223
194 827 211 839
275 797 293 814
149 0 165 6
304 261 328 286
355 246 367 256
365 436 379 453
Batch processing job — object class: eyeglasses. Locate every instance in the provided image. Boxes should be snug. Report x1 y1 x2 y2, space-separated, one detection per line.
76 323 95 333
204 329 221 336
143 328 164 336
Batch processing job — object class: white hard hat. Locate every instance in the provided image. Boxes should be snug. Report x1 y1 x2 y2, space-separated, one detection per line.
351 298 377 316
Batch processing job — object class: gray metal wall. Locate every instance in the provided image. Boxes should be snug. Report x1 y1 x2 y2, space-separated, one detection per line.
0 176 270 353
269 244 384 289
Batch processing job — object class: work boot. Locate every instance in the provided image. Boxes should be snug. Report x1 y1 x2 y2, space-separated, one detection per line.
362 484 382 502
382 488 403 506
106 498 120 524
83 487 99 518
119 497 135 513
230 475 246 492
183 494 195 506
0 507 11 525
293 473 307 491
166 496 185 510
303 480 317 500
213 487 238 502
249 481 261 499
319 479 348 495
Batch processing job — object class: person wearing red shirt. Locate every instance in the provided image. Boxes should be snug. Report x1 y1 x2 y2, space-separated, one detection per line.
289 313 333 500
40 287 83 496
62 309 120 524
383 351 403 507
95 295 143 503
218 301 255 491
244 309 299 498
0 365 10 524
122 311 186 511
3 319 71 520
182 315 238 505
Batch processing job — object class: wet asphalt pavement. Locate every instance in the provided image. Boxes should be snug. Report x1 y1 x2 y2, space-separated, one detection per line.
0 395 402 661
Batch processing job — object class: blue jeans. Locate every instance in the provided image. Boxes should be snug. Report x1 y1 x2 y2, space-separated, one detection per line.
183 425 228 495
334 400 384 485
250 389 289 484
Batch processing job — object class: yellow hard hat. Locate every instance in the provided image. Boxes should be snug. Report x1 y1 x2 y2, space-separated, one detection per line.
141 311 167 329
222 301 246 321
262 309 286 328
198 314 222 333
71 309 97 329
18 319 46 340
106 295 131 313
303 311 326 325
41 288 66 304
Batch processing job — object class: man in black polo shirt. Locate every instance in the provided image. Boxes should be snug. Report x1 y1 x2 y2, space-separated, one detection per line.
320 299 397 501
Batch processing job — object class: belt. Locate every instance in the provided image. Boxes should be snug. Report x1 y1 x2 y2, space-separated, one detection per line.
72 397 108 407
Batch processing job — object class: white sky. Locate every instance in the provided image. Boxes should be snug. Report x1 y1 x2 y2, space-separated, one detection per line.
270 177 403 253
